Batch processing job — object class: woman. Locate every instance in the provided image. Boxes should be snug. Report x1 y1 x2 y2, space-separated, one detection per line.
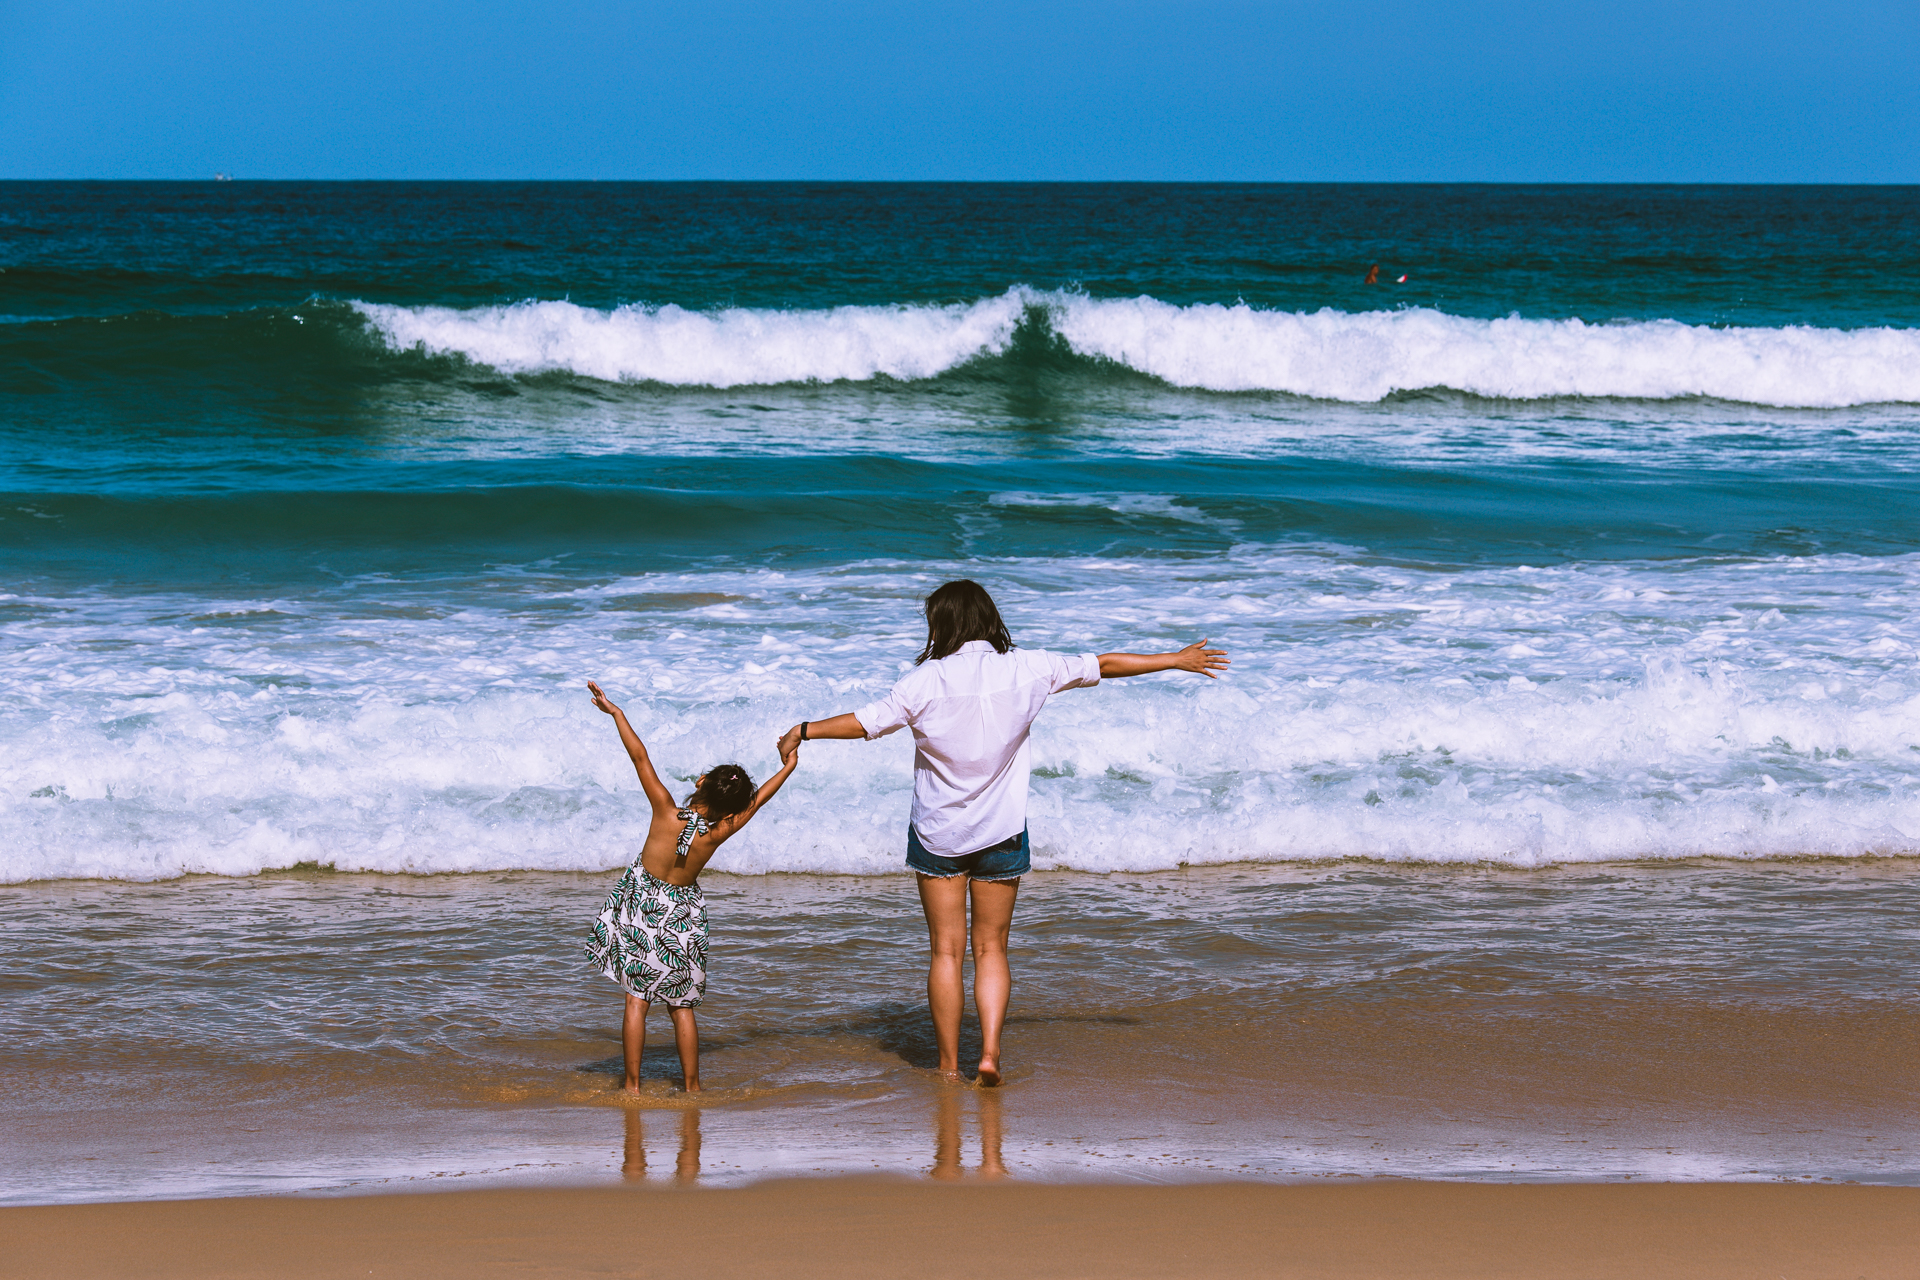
778 579 1227 1084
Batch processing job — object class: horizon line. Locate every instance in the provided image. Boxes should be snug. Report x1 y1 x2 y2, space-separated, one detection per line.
5 177 1919 188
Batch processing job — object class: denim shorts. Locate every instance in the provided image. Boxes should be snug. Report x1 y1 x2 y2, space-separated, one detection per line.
905 824 1030 881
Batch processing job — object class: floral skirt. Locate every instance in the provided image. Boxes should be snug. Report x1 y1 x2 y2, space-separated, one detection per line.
585 867 708 1007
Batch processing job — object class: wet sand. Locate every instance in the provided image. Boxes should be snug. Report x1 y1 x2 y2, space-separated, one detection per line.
7 864 1920 1201
5 1180 1917 1279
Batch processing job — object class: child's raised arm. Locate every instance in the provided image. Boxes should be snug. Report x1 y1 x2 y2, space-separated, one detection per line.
587 681 677 816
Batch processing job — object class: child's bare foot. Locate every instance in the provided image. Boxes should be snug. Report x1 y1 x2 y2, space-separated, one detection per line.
976 1056 1001 1087
622 1082 643 1096
682 1080 702 1093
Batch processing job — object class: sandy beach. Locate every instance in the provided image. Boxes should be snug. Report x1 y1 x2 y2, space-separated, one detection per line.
5 1179 1916 1279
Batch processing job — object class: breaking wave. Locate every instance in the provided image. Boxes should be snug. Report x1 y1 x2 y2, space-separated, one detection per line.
9 549 1920 883
355 290 1920 407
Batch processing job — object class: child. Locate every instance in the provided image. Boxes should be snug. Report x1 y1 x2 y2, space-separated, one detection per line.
583 680 798 1093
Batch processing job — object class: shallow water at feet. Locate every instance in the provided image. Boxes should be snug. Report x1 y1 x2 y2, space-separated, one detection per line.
4 861 1916 1204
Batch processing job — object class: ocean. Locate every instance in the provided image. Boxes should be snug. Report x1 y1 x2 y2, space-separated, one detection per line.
3 182 1918 1201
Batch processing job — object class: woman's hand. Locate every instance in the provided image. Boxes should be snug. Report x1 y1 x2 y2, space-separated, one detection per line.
776 714 866 757
1173 639 1230 678
1099 640 1231 680
587 680 622 716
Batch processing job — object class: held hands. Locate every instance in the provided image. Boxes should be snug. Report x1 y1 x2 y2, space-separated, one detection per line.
1174 639 1230 678
776 723 804 762
593 679 802 779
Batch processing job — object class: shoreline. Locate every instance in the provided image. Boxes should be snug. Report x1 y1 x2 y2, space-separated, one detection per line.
5 1179 1917 1279
9 864 1919 1202
11 850 1920 894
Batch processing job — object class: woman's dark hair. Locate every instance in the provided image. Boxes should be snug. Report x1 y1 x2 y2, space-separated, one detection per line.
689 764 755 819
916 579 1014 665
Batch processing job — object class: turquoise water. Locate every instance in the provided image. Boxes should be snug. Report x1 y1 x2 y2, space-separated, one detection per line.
5 183 1920 880
6 184 1920 1203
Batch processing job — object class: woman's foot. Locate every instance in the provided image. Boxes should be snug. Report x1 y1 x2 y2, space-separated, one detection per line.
976 1056 1001 1087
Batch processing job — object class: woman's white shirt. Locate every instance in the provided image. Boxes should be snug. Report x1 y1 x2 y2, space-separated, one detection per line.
853 640 1101 858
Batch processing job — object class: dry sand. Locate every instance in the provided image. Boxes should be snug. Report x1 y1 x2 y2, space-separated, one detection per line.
4 1179 1915 1279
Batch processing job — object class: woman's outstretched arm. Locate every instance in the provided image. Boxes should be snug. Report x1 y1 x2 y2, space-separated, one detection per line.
1099 639 1230 680
587 681 678 815
776 712 865 759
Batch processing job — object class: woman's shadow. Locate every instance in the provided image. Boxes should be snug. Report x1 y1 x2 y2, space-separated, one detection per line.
850 1001 1139 1075
856 1001 976 1072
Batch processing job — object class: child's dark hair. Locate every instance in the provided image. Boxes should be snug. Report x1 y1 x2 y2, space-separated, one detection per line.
916 579 1014 665
690 764 755 819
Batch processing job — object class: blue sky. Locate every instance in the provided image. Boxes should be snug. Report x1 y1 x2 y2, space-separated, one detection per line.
2 0 1916 180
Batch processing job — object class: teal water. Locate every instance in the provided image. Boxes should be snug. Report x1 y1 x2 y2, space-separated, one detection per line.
4 183 1920 880
6 183 1920 1204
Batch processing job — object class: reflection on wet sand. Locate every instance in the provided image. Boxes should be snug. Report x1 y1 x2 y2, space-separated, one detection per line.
931 1085 1006 1181
676 1109 701 1183
622 1107 702 1183
622 1107 643 1181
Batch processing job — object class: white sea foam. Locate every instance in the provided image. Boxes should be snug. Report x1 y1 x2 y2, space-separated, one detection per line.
354 290 1920 407
1050 297 1920 406
7 550 1920 882
354 294 1025 387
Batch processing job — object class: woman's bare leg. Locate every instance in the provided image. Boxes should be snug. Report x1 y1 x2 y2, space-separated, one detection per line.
916 873 970 1076
969 876 1019 1085
622 994 649 1093
668 1006 701 1092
